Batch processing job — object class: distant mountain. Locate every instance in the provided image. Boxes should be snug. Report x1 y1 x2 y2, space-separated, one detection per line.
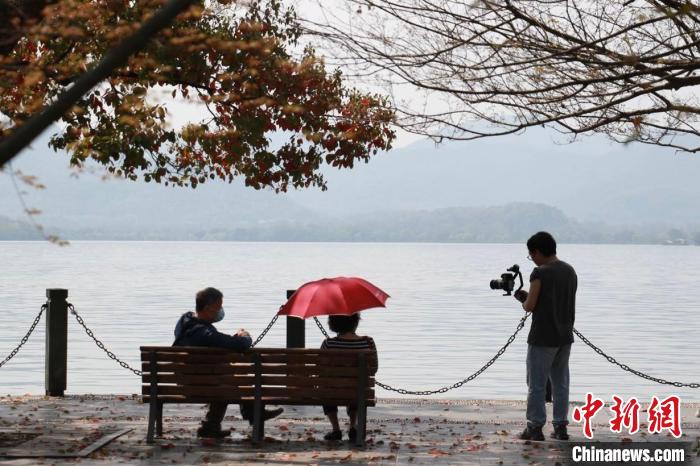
285 129 700 226
4 202 693 244
1 126 699 239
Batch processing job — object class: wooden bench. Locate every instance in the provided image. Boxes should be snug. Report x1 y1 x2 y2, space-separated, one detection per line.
140 346 376 446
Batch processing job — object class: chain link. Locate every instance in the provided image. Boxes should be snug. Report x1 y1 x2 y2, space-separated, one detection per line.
313 316 330 338
573 328 700 389
251 314 279 347
0 305 45 369
68 303 143 376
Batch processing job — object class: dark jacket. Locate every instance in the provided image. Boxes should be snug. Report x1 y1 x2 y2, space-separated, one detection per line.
173 311 252 351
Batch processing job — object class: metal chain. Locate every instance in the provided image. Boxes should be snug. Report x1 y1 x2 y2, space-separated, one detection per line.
313 316 330 338
68 303 143 376
314 312 530 396
251 314 279 347
0 305 45 369
65 299 699 390
573 328 700 389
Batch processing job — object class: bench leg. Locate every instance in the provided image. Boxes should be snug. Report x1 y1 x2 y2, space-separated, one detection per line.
252 401 264 444
356 405 367 448
147 398 157 444
156 401 163 437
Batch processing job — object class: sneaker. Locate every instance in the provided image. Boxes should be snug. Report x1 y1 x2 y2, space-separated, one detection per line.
551 425 570 441
347 427 357 443
197 426 231 438
519 426 544 441
324 430 342 441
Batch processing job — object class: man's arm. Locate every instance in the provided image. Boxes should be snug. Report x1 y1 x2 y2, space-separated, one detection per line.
202 327 252 351
522 279 541 313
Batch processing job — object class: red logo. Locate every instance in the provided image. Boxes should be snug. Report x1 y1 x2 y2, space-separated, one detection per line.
572 392 605 439
648 395 682 438
572 394 683 439
609 395 640 435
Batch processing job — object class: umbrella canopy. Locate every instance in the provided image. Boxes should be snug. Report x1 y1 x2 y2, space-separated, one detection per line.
278 277 390 319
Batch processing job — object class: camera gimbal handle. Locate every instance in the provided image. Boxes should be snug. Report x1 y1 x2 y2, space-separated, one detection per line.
504 264 524 296
515 268 524 293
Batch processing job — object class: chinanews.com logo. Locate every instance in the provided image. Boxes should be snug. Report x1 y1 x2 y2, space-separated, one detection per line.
566 393 690 466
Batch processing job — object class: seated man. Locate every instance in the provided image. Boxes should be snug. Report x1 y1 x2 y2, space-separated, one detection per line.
173 287 283 438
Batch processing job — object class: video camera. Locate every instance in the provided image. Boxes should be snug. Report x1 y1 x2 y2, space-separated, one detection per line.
489 264 524 296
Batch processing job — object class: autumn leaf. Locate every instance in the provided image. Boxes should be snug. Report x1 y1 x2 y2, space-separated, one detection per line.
429 448 450 457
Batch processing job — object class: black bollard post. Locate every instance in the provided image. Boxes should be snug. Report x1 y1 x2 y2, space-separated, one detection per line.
286 289 305 348
45 289 68 396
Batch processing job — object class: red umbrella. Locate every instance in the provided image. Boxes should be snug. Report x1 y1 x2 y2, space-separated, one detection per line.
278 277 390 319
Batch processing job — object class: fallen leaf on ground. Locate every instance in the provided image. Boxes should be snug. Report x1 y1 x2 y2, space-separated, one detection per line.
429 448 450 457
465 443 487 452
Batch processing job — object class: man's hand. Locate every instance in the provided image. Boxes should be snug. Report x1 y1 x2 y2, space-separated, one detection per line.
236 328 251 338
514 289 528 303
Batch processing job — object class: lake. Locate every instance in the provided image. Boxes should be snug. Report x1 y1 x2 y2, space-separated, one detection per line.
1 241 698 403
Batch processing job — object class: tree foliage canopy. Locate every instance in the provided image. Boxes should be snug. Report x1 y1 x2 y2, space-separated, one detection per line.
308 0 700 152
0 0 395 190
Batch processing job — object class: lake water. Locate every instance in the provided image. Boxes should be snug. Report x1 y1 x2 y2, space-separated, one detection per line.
1 241 698 403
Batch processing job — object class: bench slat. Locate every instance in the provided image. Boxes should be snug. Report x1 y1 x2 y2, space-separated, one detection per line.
141 362 253 374
141 346 373 356
142 363 363 377
143 373 375 388
142 385 374 399
141 352 363 365
141 353 255 364
142 395 376 407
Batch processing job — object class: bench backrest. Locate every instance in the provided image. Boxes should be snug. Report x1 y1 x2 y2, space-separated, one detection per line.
140 346 375 406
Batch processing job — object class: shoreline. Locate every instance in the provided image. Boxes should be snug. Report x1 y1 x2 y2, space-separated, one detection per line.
1 239 699 246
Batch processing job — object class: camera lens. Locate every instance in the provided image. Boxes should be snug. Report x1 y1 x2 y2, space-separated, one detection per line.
490 279 503 290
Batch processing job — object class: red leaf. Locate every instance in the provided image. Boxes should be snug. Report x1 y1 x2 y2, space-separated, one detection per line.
429 448 450 457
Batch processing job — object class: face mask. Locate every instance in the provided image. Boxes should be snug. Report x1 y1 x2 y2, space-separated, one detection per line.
213 307 225 323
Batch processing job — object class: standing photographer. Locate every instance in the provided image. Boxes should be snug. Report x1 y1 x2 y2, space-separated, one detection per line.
514 232 577 441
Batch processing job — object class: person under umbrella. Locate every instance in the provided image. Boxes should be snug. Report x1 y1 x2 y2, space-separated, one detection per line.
320 313 378 442
278 277 388 442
